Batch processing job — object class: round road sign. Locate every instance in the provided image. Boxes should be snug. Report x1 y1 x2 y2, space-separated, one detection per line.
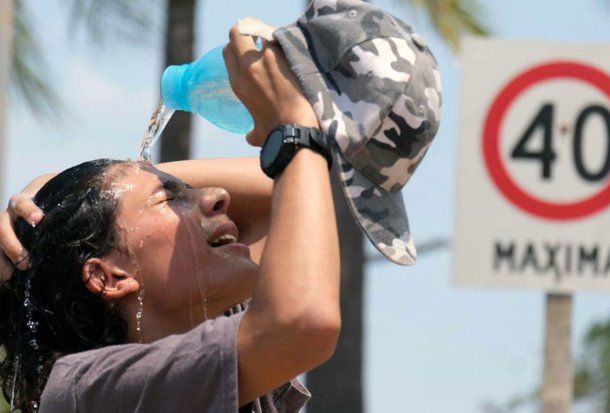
482 61 610 221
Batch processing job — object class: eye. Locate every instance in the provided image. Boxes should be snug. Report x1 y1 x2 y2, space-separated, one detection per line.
164 192 178 202
153 190 175 205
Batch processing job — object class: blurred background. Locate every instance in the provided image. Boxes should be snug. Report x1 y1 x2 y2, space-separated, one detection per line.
1 0 610 412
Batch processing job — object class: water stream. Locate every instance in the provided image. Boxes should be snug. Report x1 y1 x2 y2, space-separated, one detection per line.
138 101 175 162
137 100 207 329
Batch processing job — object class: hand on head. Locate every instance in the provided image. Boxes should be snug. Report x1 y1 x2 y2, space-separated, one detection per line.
223 25 319 146
0 173 55 283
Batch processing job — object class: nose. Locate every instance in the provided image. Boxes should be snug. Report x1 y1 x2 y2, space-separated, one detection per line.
198 187 230 217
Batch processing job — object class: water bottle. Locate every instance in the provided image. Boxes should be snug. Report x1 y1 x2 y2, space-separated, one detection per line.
161 45 254 134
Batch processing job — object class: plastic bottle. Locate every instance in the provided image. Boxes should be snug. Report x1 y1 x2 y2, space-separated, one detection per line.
161 45 254 134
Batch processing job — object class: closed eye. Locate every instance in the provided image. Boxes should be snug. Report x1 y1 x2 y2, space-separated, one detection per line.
162 181 189 203
149 180 190 206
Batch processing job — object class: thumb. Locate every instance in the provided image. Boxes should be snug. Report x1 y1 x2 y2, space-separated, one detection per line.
246 127 266 147
245 130 257 146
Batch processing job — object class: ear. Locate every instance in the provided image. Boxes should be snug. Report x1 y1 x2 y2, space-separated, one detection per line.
82 257 140 301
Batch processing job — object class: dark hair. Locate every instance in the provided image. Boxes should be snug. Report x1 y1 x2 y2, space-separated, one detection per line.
0 159 130 412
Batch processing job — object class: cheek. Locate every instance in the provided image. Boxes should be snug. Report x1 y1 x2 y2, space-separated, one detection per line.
125 207 211 304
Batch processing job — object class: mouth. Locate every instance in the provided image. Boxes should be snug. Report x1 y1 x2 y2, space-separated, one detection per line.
207 222 240 248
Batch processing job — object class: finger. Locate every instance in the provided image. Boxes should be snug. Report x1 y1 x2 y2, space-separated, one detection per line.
0 211 29 269
223 44 240 81
261 44 278 65
0 252 14 283
229 26 258 65
8 194 43 226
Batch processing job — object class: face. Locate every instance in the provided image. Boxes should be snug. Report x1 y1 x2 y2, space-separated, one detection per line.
108 163 257 324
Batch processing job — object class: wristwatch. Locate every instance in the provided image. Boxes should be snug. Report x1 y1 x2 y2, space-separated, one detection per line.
260 124 332 179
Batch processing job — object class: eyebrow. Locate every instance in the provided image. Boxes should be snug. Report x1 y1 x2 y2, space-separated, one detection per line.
149 180 183 198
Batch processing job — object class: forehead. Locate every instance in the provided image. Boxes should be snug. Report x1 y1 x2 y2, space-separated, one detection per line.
109 162 181 204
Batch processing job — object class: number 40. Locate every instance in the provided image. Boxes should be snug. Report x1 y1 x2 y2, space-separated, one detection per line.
511 103 610 182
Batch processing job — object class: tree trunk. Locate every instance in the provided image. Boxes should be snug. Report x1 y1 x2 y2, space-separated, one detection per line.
0 0 14 204
160 0 196 162
307 167 365 413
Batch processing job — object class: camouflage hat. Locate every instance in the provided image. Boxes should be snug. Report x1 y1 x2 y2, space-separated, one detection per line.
244 0 442 265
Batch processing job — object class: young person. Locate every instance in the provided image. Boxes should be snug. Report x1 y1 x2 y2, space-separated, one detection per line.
0 28 340 412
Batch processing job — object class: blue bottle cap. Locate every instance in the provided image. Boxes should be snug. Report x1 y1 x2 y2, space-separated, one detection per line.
161 64 191 111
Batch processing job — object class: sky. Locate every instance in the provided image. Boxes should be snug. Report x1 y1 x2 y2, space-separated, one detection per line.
3 0 610 412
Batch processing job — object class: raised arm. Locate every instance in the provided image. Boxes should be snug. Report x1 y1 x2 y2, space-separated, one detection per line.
223 28 340 406
0 157 272 276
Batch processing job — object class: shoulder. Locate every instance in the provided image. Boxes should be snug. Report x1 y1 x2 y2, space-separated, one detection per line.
41 313 245 413
62 311 243 366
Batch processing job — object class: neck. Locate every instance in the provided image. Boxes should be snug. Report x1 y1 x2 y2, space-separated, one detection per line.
123 298 245 343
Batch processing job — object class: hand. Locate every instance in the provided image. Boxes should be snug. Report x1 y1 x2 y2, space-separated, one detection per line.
223 26 319 147
0 173 55 283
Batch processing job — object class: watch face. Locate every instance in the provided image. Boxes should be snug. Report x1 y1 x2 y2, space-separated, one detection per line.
261 130 284 169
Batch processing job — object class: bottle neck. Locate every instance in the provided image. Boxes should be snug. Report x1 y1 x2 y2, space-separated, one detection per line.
161 63 191 111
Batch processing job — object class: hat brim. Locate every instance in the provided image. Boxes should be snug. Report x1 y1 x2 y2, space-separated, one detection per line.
274 23 417 266
332 145 416 266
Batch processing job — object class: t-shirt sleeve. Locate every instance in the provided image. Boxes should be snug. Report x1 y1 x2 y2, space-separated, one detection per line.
40 312 244 413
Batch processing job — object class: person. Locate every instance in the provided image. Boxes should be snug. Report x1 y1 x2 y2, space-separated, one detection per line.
0 27 340 413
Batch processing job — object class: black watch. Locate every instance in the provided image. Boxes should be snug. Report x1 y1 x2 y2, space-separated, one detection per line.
259 124 332 179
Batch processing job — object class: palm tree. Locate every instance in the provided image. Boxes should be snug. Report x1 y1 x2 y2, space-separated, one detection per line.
4 2 488 413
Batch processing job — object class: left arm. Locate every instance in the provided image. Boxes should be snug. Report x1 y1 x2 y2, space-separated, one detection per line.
157 157 272 263
0 158 272 279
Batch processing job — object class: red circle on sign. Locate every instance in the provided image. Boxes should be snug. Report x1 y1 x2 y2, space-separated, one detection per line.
483 61 610 221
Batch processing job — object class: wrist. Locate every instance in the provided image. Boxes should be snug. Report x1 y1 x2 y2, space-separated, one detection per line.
259 124 331 179
274 147 328 180
264 107 318 136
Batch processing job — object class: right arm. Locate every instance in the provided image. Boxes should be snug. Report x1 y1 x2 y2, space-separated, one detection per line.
238 148 340 405
223 28 341 406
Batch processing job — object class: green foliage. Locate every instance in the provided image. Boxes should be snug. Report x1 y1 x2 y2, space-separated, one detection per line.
11 0 61 118
66 0 156 44
10 0 155 118
406 0 490 51
574 318 610 412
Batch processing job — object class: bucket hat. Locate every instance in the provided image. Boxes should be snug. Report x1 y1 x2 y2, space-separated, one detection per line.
240 0 442 265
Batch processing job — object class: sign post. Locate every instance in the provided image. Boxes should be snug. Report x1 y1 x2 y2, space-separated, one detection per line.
455 38 610 412
541 294 572 413
0 0 13 203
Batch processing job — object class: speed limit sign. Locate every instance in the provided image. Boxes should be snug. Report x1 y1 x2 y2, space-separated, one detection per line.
453 38 610 292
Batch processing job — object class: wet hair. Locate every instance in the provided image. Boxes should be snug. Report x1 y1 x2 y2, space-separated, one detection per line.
0 159 130 412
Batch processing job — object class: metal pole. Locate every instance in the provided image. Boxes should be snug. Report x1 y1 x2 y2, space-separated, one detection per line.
541 293 573 413
0 0 14 203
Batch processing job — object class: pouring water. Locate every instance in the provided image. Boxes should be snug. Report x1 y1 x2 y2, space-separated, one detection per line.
138 101 175 162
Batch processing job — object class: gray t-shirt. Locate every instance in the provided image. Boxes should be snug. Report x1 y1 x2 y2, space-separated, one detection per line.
39 311 310 412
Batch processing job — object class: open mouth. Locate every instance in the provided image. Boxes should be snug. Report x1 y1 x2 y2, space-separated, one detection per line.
207 222 240 248
209 233 237 247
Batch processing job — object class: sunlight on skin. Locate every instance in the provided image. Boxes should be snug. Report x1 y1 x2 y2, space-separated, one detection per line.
102 161 258 343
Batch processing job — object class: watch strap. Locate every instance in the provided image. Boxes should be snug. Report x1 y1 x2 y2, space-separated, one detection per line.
290 125 333 169
260 124 332 179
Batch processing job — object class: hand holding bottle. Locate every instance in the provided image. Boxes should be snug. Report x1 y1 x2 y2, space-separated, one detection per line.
222 26 318 147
